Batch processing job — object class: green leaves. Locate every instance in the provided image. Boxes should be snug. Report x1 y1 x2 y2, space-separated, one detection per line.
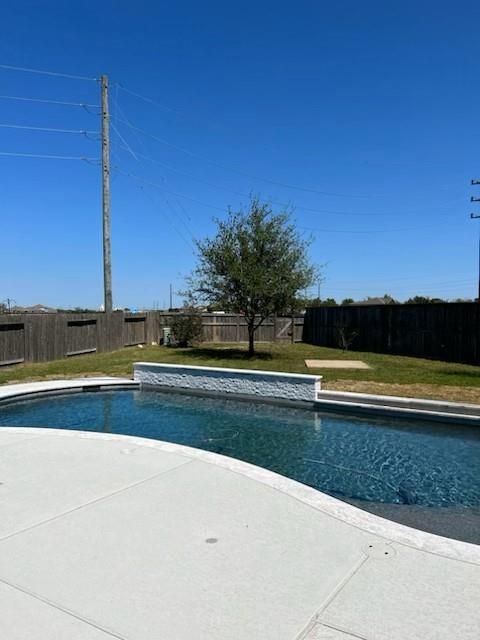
187 197 316 354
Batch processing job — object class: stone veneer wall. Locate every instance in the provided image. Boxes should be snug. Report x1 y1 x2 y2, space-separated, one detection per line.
134 363 321 402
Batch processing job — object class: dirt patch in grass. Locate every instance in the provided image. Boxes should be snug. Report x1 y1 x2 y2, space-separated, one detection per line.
325 380 480 405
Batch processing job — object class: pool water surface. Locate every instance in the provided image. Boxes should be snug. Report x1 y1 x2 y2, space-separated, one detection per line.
1 388 479 508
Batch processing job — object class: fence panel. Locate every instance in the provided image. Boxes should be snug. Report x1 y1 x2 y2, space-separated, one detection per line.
0 321 25 365
124 316 146 346
66 318 98 356
303 303 479 366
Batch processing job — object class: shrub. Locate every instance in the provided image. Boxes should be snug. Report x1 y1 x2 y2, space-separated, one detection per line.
170 311 203 347
337 326 359 351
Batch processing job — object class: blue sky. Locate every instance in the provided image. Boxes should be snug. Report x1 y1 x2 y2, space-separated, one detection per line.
1 1 479 309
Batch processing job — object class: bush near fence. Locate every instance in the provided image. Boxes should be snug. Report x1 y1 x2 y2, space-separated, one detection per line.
0 312 304 366
303 302 480 366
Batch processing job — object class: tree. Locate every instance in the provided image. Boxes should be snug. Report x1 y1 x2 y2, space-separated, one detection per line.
337 327 359 351
305 296 323 307
341 298 354 305
322 298 337 306
187 198 316 356
405 296 445 304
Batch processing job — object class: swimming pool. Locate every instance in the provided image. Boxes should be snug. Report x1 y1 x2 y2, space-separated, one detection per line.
1 389 479 541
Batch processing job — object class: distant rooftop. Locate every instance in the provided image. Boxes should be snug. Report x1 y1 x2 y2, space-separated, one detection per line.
13 304 57 313
350 297 396 306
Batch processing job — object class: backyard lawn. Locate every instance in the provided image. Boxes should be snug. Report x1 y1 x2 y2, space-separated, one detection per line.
0 342 479 404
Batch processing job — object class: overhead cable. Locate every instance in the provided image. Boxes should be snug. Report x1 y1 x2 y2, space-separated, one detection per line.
0 123 99 136
0 94 99 108
110 115 373 199
0 63 97 82
0 151 99 161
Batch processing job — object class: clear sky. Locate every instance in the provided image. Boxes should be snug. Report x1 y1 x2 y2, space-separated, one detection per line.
1 1 479 309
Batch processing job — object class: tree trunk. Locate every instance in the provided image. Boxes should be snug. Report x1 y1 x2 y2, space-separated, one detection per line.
247 324 255 357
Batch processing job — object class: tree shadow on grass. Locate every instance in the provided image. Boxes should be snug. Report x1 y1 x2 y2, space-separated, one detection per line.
172 347 273 361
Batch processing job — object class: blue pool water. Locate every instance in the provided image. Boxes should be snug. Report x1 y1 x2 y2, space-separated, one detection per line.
0 389 479 511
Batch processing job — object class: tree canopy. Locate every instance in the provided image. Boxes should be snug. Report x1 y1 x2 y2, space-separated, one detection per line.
187 198 316 355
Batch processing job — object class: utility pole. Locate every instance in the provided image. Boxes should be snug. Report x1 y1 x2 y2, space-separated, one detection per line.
471 179 480 302
101 74 112 313
169 284 173 310
3 298 15 313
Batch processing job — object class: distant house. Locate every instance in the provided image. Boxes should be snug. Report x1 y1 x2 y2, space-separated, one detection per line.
15 304 57 313
349 296 397 306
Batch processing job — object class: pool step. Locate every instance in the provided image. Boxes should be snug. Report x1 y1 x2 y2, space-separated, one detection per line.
315 390 480 424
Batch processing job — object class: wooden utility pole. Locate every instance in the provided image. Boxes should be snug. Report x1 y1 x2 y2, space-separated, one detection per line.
101 74 112 313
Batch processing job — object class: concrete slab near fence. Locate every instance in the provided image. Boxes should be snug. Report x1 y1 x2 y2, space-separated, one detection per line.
305 359 371 369
134 362 322 402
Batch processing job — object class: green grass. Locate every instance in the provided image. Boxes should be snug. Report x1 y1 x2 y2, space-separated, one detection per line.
0 342 479 395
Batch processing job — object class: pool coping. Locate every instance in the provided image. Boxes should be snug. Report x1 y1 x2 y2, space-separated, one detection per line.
0 377 139 404
0 378 479 564
315 391 480 425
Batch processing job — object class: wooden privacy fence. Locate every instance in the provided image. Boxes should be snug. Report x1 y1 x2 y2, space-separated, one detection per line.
0 312 304 366
303 302 480 366
158 313 304 344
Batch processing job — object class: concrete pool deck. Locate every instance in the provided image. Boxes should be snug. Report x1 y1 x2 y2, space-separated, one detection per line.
0 427 479 639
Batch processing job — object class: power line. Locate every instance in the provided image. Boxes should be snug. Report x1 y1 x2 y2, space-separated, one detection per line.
168 196 192 224
298 224 419 235
110 93 148 153
109 121 459 219
116 84 178 115
110 101 460 216
0 123 99 136
114 166 224 212
110 114 374 199
0 94 99 109
133 182 196 249
115 166 205 243
114 166 432 234
0 151 99 162
115 83 470 204
111 138 245 196
165 198 196 234
110 121 138 160
112 139 457 219
0 63 96 82
172 195 192 221
115 82 243 138
113 166 199 243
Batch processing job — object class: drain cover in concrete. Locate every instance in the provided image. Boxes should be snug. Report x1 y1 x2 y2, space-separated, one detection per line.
305 360 371 369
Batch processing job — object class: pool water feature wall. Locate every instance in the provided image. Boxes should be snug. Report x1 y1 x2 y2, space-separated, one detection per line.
134 362 322 402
